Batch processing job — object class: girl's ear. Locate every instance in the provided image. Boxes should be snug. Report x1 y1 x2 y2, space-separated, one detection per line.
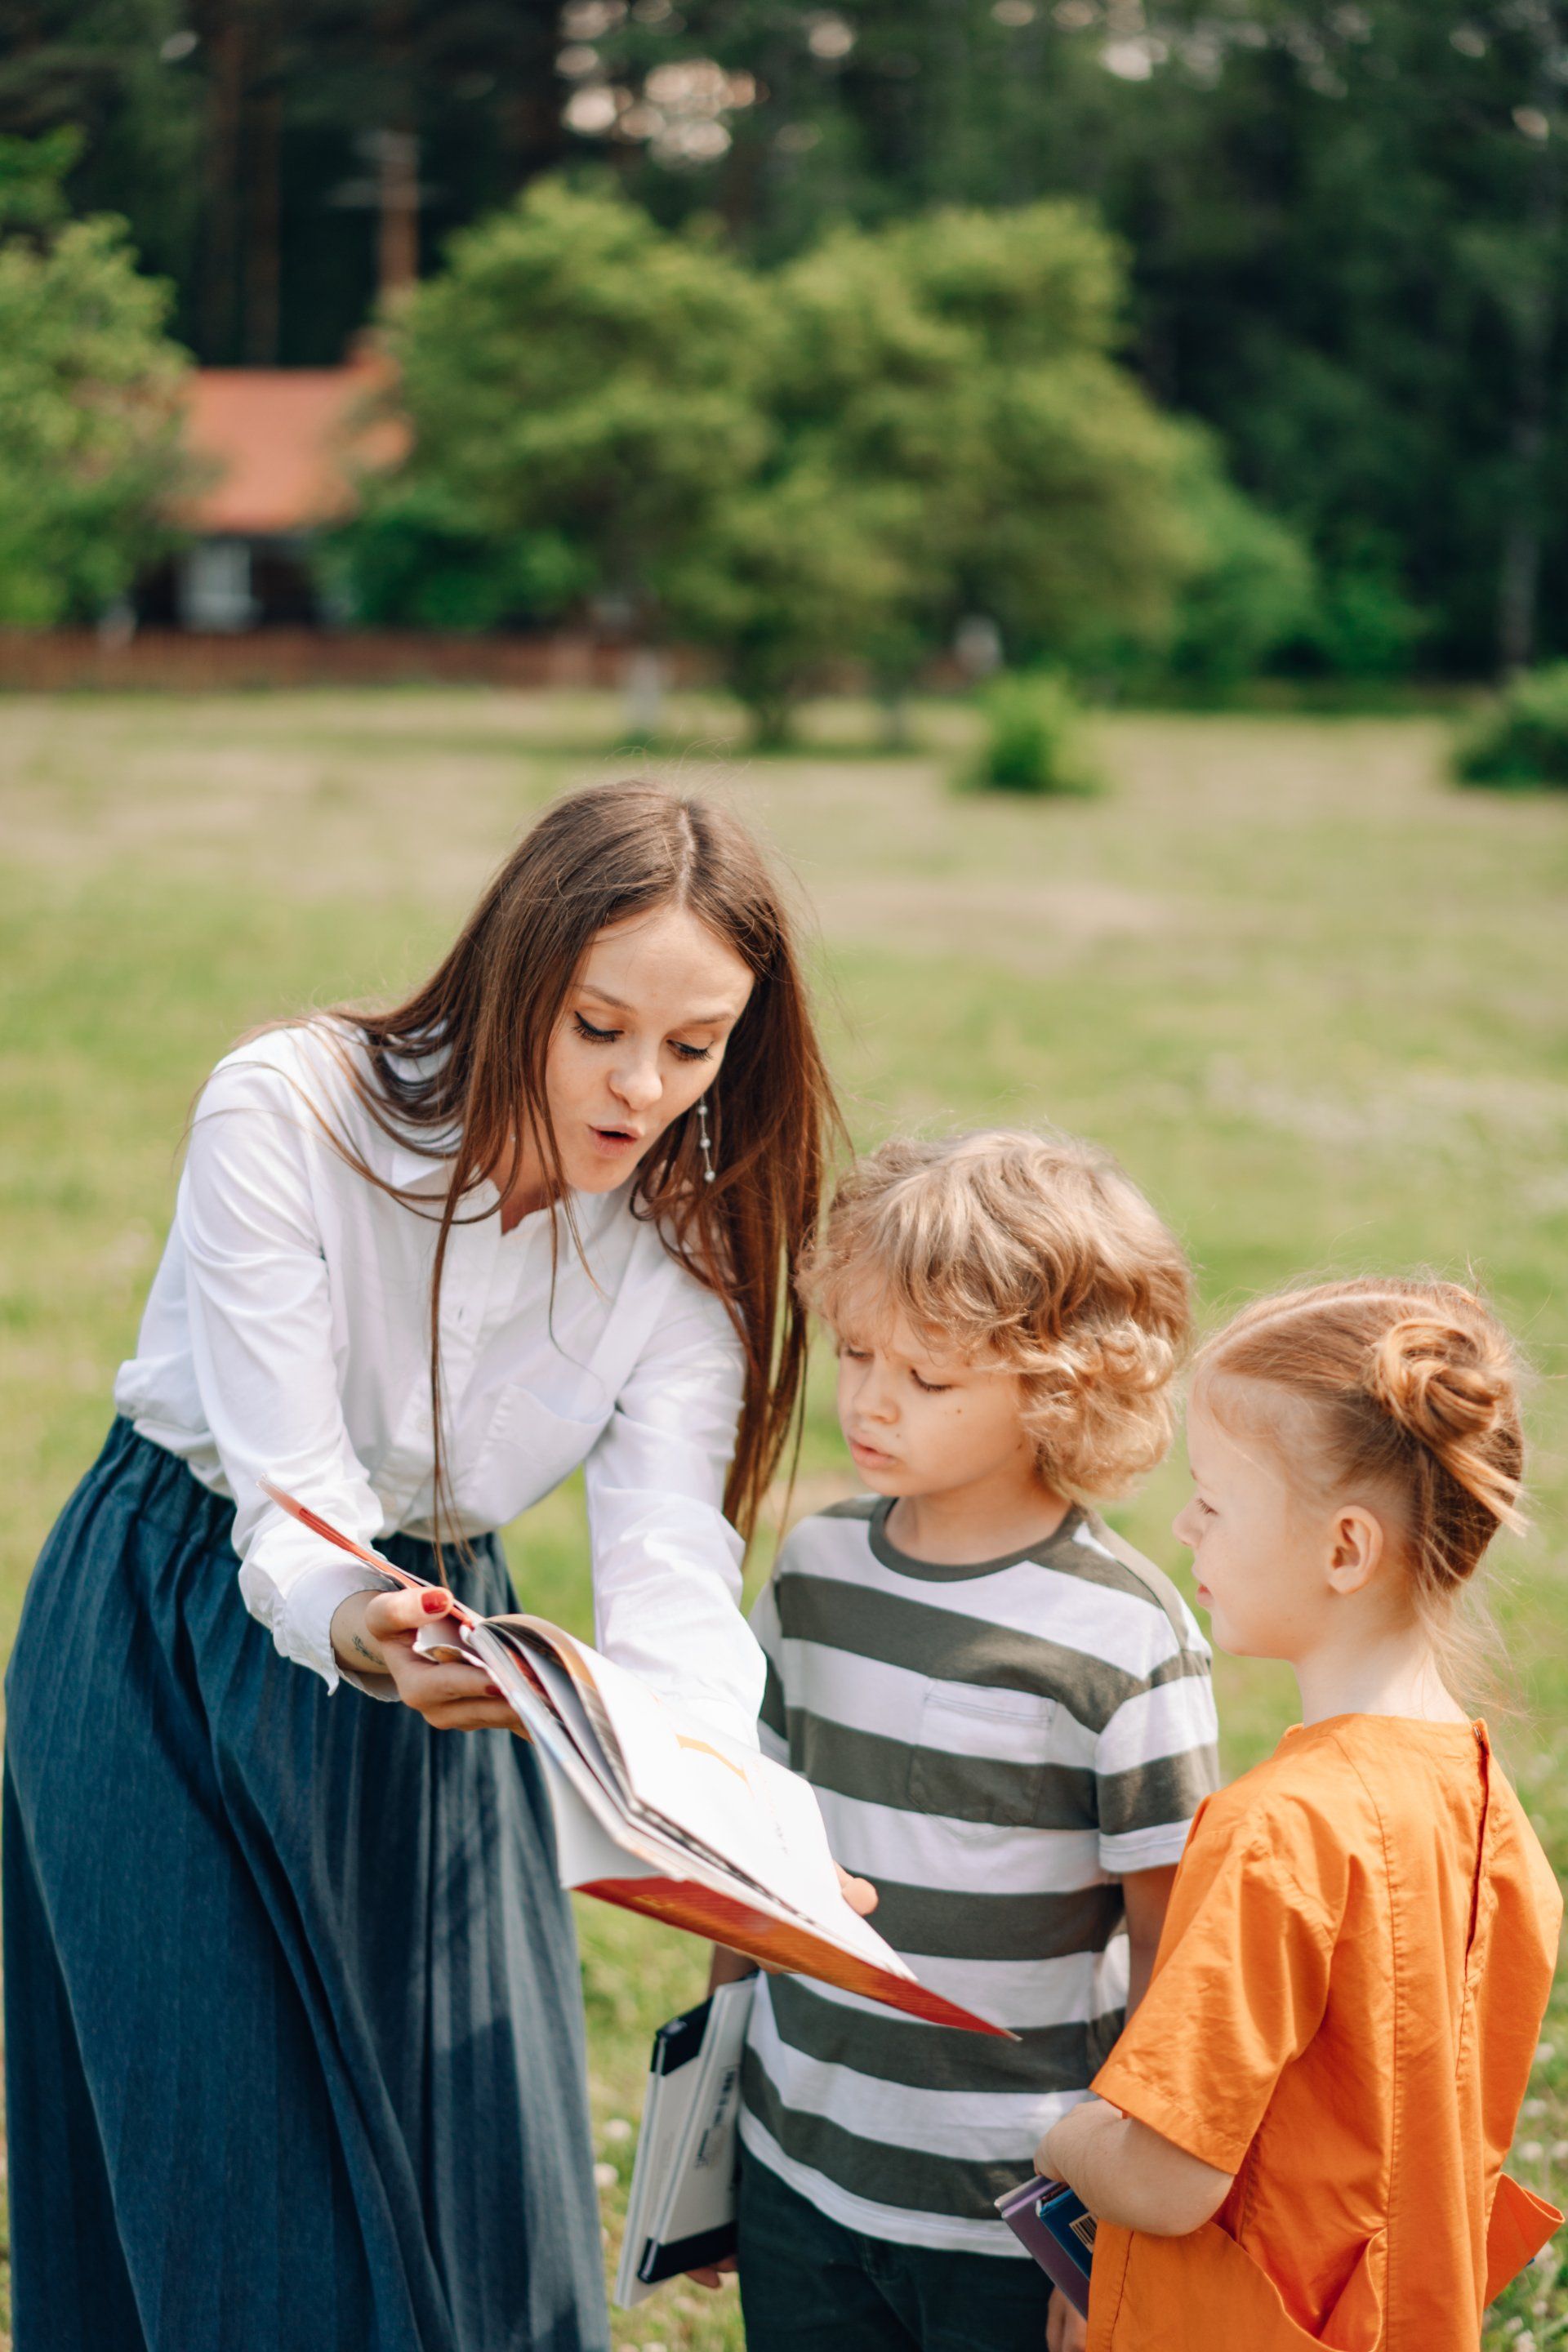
1325 1504 1386 1599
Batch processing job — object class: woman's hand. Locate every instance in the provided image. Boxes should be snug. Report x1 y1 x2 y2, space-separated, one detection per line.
331 1588 522 1732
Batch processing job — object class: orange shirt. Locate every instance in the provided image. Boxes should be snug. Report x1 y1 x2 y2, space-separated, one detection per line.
1089 1717 1561 2351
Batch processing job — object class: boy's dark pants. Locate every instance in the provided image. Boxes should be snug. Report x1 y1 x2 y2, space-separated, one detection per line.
737 2147 1054 2352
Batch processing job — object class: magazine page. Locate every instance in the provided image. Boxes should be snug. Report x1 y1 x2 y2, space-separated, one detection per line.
258 1480 1011 2036
497 1616 890 1945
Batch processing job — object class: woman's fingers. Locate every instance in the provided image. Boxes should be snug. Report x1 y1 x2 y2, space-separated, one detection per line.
380 1640 530 1735
364 1585 457 1642
422 1699 521 1731
358 1591 530 1735
385 1653 493 1708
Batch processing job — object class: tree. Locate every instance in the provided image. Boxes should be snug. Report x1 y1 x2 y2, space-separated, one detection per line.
1091 433 1317 695
0 131 191 626
0 0 568 364
733 202 1211 724
662 197 1227 737
368 177 1277 737
662 462 915 745
581 0 1568 682
368 176 768 644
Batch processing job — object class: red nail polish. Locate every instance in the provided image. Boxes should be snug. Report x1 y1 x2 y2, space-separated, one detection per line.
422 1592 448 1615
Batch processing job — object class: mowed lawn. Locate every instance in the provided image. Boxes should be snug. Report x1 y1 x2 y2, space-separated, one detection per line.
2 688 1565 2350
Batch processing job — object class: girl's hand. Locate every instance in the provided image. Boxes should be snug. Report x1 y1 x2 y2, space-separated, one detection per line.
1046 2287 1088 2351
332 1588 522 1732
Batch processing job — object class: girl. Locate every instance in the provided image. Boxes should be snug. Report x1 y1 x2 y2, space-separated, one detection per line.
1040 1276 1561 2350
4 781 840 2352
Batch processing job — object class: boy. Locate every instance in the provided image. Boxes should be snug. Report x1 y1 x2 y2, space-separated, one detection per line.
707 1133 1220 2352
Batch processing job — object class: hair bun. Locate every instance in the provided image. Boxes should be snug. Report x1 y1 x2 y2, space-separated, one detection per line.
1370 1315 1502 1444
1368 1312 1525 1540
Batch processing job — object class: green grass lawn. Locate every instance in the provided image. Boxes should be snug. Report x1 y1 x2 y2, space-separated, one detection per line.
2 687 1565 2350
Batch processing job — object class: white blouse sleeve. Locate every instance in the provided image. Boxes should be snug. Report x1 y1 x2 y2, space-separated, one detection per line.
177 1054 395 1690
583 1267 766 1749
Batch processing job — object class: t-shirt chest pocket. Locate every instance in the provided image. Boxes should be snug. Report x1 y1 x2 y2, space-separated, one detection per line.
906 1682 1058 1829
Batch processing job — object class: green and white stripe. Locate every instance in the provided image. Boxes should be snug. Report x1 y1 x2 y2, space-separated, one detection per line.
740 1497 1219 2254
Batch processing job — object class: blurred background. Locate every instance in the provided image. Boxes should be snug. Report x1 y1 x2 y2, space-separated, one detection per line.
2 5 1566 2346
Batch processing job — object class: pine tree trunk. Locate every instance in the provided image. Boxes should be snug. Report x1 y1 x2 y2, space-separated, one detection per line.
245 80 282 363
1498 16 1562 677
198 0 246 361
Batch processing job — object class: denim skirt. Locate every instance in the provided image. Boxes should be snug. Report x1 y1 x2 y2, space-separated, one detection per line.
3 1419 610 2352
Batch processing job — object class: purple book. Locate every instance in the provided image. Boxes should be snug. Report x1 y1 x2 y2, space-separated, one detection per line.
995 2174 1096 2317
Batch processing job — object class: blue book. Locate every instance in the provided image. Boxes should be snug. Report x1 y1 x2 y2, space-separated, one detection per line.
995 2174 1096 2317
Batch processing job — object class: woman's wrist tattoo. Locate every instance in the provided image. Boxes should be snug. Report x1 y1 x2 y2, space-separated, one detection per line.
350 1632 383 1671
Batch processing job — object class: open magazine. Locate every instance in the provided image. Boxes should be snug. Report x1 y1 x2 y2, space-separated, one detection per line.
261 1479 1009 2038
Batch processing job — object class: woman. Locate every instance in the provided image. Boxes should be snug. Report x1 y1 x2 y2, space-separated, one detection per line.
4 782 840 2352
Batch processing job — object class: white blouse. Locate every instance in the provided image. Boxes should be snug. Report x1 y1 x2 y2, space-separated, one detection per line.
114 1022 764 1747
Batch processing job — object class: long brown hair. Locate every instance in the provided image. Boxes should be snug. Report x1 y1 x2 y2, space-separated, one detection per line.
269 781 842 1546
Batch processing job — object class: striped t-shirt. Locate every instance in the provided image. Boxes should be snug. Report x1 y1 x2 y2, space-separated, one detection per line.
738 1495 1220 2254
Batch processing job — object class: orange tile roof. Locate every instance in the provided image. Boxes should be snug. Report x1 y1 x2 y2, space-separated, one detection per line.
176 354 409 536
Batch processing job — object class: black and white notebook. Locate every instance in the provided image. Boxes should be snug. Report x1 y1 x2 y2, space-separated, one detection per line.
613 1978 755 2309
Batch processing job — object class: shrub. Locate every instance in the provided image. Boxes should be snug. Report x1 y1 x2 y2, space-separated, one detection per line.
1303 550 1427 680
1454 663 1568 789
1161 454 1316 691
960 673 1104 798
320 483 588 631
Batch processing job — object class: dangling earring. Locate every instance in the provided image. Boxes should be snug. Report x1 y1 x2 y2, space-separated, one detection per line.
696 1094 716 1184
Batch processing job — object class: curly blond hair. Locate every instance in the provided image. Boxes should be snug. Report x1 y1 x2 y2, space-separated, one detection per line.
799 1130 1192 1500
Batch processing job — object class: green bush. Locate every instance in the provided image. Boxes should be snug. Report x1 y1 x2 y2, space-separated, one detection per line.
1454 662 1568 788
1303 550 1427 679
960 673 1104 798
1161 455 1316 691
320 483 588 632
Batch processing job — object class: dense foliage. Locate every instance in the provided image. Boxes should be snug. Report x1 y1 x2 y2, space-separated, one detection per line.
0 0 566 367
359 180 1251 737
0 130 189 626
586 0 1568 682
1454 663 1568 788
9 0 1568 679
359 180 768 649
7 0 1562 680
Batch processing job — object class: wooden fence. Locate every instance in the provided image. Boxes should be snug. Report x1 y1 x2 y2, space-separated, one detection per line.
0 630 719 693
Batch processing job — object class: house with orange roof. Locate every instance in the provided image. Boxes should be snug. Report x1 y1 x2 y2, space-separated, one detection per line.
160 350 407 629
